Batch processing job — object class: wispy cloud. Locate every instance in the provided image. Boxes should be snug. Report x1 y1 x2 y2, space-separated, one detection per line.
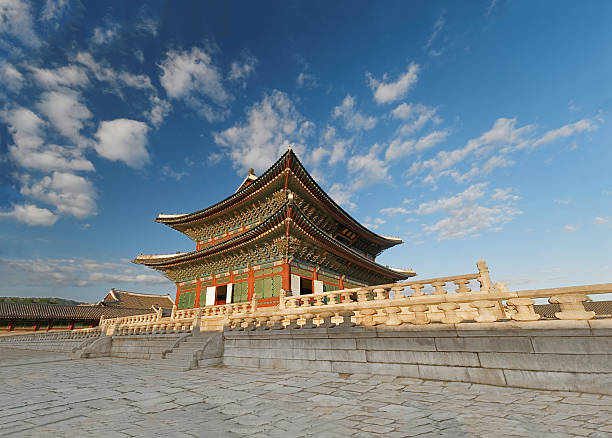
425 12 445 50
0 257 172 288
416 183 521 240
366 63 420 104
332 95 377 131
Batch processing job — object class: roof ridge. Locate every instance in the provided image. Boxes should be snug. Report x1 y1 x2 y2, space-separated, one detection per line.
112 290 172 297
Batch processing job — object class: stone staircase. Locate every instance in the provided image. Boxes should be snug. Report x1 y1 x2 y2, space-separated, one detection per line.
157 331 223 371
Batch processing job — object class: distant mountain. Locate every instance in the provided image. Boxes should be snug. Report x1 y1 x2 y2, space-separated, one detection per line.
0 297 87 306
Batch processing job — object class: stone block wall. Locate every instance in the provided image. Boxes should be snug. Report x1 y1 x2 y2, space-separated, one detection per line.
222 319 612 395
108 334 184 359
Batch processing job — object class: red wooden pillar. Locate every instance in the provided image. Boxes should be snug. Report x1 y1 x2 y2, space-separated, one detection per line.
194 279 201 308
8 319 14 331
281 262 290 291
175 284 180 305
339 275 345 290
69 320 74 330
47 320 53 331
247 267 254 300
33 320 39 331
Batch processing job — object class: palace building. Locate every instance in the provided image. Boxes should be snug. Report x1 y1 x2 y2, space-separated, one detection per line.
134 148 415 310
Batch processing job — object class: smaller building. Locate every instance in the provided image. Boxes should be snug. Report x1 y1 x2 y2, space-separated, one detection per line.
0 290 174 334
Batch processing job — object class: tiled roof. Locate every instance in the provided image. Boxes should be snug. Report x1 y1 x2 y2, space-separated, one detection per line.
0 302 152 320
102 290 174 310
534 300 612 318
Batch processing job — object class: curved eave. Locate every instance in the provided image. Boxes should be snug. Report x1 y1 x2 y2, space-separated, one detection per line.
154 152 289 225
136 202 411 282
290 205 411 281
153 149 402 250
136 203 290 267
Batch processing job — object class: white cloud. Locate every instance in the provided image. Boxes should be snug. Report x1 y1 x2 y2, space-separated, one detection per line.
391 103 441 135
425 13 445 49
327 183 356 210
29 65 89 90
533 119 598 147
594 216 609 224
563 225 578 232
491 187 520 201
40 0 70 21
213 90 311 174
134 49 145 63
20 171 97 218
2 107 93 172
332 95 377 131
36 90 92 145
367 63 420 104
0 0 41 48
419 117 534 184
75 52 154 93
380 206 410 216
296 72 318 89
0 61 24 91
0 204 58 226
486 0 498 16
144 95 172 128
91 21 120 45
385 130 448 162
309 126 351 166
0 257 172 288
228 50 258 86
347 144 389 190
416 183 521 240
160 47 231 121
161 165 188 181
135 14 158 37
94 119 150 168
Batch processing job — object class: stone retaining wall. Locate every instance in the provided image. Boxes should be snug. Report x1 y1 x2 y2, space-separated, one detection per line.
222 319 612 395
108 334 184 359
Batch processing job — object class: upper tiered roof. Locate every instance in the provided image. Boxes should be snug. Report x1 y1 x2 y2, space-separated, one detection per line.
154 148 402 257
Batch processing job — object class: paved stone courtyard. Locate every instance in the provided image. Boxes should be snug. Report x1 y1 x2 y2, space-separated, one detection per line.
1 348 612 437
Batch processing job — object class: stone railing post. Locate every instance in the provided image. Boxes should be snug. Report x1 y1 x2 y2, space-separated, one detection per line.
472 300 498 323
410 284 424 297
438 303 463 324
171 304 177 320
318 311 335 328
409 305 430 325
507 298 540 321
279 288 286 310
477 260 493 293
192 308 202 333
336 310 355 327
549 294 595 320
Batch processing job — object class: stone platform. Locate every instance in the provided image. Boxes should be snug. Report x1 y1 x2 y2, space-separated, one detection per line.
1 348 612 437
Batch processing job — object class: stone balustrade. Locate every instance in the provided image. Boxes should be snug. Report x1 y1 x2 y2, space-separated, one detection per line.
0 327 102 344
96 260 612 335
224 260 612 331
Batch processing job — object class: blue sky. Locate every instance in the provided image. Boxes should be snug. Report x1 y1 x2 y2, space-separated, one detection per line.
1 0 611 302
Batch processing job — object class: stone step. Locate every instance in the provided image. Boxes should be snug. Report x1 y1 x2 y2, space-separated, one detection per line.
165 351 197 360
149 362 191 372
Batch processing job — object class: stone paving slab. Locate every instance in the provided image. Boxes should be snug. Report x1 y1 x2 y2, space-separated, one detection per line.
1 348 611 437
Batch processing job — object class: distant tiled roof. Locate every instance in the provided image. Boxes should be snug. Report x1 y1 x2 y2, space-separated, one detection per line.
0 302 152 321
101 290 174 310
535 300 612 318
